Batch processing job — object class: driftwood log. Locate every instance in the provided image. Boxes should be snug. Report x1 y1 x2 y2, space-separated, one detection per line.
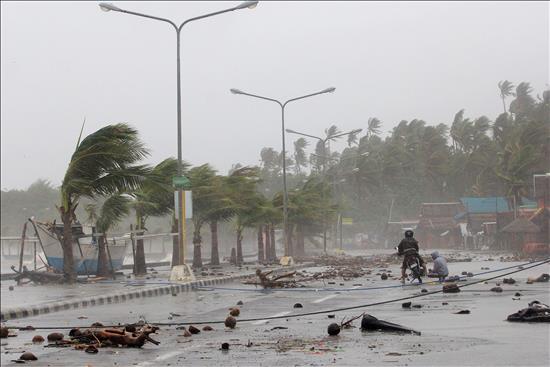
243 269 298 288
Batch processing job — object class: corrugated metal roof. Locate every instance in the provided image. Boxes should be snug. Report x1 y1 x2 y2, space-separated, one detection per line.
460 197 510 214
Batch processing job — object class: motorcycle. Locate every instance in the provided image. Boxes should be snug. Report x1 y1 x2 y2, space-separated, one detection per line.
395 247 424 284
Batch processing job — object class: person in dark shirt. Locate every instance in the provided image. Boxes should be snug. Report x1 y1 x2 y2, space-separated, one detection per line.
397 230 425 283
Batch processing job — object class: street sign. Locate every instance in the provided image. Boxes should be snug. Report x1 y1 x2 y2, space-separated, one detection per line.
172 175 191 189
342 217 353 225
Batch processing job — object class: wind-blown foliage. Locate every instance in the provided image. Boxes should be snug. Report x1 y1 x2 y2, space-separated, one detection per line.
59 124 150 281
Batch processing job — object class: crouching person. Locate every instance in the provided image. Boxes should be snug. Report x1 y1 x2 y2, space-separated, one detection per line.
428 251 448 281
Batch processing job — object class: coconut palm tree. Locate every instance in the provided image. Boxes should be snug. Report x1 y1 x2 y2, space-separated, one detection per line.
85 194 131 277
225 166 261 265
498 80 515 114
131 158 181 275
293 138 309 174
59 124 150 281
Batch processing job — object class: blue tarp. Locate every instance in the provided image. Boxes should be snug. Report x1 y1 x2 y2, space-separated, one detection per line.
460 197 510 214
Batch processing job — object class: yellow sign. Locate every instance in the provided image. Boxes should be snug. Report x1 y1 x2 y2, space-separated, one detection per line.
342 217 353 225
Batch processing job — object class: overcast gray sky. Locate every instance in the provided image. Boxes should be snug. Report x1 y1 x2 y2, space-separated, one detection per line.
1 1 548 190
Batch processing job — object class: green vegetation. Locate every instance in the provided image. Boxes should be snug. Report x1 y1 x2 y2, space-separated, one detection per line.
1 81 547 275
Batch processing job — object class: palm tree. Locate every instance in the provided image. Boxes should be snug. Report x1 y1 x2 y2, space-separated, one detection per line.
186 164 222 269
206 174 235 266
498 80 515 114
85 194 131 277
59 124 150 281
293 138 309 174
225 166 261 265
131 158 180 275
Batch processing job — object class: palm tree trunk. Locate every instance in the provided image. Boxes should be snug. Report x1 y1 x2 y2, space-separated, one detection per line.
287 225 294 257
192 226 203 269
501 96 507 114
270 224 276 261
96 235 110 277
264 224 271 262
210 221 220 266
257 225 265 263
236 228 243 265
61 208 76 282
171 218 179 266
295 223 305 258
134 214 147 275
135 233 147 275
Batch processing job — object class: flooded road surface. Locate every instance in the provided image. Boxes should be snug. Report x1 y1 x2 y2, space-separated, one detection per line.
1 255 549 366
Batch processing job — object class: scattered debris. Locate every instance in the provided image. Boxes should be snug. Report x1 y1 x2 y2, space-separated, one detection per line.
443 284 460 293
202 326 213 331
402 302 412 308
20 326 35 331
412 304 422 309
507 301 550 322
360 314 421 335
237 300 244 306
526 274 550 284
421 288 428 293
328 314 335 318
515 292 522 297
188 326 200 334
455 310 471 314
19 352 38 361
221 342 230 350
0 327 9 338
467 272 474 277
32 335 45 343
182 330 192 337
85 345 98 354
47 332 64 342
381 273 388 280
9 286 14 291
229 308 240 317
442 302 449 305
225 316 237 329
327 323 341 336
491 287 503 293
293 303 303 309
271 326 288 330
503 278 516 284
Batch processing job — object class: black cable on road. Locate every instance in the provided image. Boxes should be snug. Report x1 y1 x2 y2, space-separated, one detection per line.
7 258 549 330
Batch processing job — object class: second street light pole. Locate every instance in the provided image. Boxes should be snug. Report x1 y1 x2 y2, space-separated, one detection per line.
99 1 258 273
230 87 335 262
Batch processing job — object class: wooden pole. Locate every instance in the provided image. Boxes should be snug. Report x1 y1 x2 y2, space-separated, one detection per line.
33 241 37 271
17 222 28 285
75 237 90 278
28 218 50 266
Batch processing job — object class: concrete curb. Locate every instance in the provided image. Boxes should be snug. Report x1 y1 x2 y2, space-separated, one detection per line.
1 263 312 322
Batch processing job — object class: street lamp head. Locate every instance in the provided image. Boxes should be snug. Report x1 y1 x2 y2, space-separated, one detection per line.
321 87 336 94
230 88 244 95
99 2 122 12
285 129 298 134
235 1 259 10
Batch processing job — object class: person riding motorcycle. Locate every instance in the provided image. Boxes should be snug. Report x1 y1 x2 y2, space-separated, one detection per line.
397 230 426 283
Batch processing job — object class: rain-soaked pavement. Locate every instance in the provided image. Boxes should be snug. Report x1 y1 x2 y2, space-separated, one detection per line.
1 252 549 366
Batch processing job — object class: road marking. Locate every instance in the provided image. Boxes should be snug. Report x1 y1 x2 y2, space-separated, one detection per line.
252 311 291 325
313 286 360 304
139 344 205 366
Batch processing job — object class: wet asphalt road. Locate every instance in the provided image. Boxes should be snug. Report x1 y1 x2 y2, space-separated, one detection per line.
1 257 549 366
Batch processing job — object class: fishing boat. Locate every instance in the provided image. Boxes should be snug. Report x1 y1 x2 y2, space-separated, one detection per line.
34 221 129 275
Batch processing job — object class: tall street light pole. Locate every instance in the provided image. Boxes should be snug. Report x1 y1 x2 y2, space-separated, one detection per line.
230 87 336 260
99 1 258 270
286 128 362 253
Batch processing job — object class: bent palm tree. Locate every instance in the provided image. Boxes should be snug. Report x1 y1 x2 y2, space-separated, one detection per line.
59 124 150 281
85 194 131 277
498 80 515 114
